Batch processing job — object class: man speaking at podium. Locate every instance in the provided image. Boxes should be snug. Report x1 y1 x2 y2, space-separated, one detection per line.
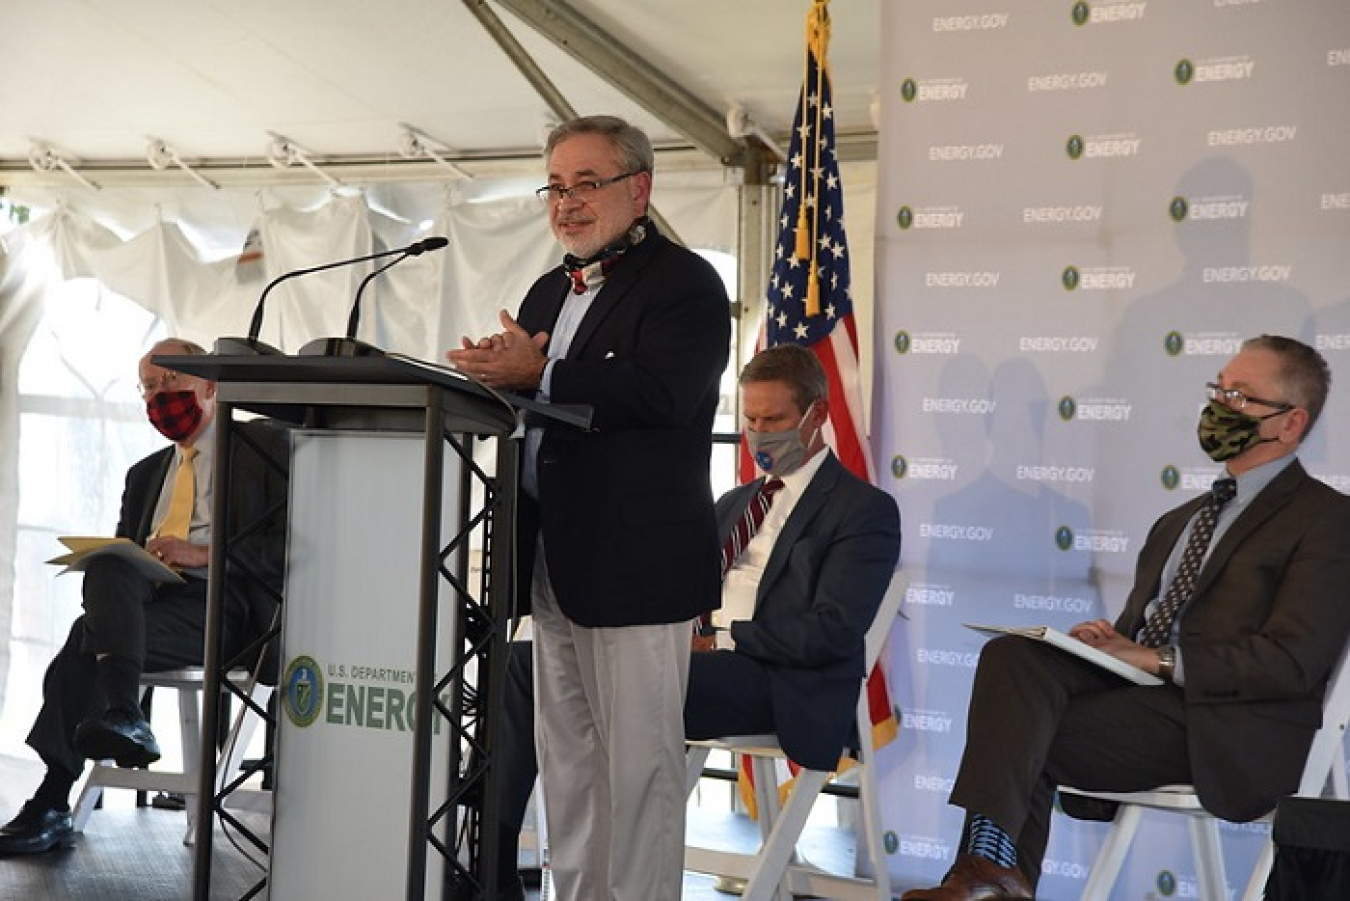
447 115 730 901
0 338 289 857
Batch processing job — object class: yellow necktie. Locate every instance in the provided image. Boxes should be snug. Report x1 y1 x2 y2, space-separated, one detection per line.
154 446 199 540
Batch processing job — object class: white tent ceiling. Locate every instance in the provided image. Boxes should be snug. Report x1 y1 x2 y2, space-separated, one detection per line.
0 0 880 190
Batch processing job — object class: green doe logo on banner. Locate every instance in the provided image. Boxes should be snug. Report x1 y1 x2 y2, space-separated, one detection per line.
1175 59 1195 85
1161 465 1181 491
1055 526 1075 551
282 655 325 728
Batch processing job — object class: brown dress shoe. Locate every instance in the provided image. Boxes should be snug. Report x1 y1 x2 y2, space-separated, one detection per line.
901 853 1034 900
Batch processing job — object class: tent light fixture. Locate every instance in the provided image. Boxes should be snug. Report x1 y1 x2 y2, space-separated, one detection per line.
399 125 471 179
27 142 100 190
265 132 342 187
146 138 218 189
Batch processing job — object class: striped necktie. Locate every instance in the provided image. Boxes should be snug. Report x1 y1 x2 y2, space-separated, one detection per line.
1138 477 1237 647
153 446 199 540
696 478 786 644
719 478 785 577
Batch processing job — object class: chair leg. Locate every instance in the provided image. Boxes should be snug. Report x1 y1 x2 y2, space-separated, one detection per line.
1242 838 1275 901
1189 815 1228 901
743 770 829 901
854 748 892 900
1080 804 1144 901
135 686 155 809
685 745 712 798
177 684 203 846
71 774 106 833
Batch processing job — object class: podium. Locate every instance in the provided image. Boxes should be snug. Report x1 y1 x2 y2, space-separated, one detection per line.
157 353 589 901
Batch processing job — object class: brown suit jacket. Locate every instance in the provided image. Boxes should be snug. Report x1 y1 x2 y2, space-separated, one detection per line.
1114 459 1350 820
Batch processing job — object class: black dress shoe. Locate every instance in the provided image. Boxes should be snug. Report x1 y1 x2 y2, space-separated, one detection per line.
0 800 74 856
150 791 186 811
74 709 161 767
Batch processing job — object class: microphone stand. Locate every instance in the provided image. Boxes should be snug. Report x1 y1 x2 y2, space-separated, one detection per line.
297 254 408 358
299 236 449 358
215 239 445 355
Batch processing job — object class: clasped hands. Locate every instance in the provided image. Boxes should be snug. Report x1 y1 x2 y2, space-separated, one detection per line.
445 310 549 392
1069 618 1161 675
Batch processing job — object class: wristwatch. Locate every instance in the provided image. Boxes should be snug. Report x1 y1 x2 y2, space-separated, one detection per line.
1157 644 1177 683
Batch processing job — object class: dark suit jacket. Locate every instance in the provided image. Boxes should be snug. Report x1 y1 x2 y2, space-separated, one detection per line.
118 418 290 679
1113 459 1350 821
714 452 901 769
515 225 730 627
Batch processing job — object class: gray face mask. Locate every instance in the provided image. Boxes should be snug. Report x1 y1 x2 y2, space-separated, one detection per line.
746 402 816 477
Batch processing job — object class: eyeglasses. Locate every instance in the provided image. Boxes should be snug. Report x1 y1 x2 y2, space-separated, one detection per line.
535 171 638 204
138 372 181 398
1205 382 1294 413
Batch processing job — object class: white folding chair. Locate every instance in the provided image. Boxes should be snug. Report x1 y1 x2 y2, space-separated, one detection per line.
73 667 272 845
684 571 907 901
1062 639 1350 901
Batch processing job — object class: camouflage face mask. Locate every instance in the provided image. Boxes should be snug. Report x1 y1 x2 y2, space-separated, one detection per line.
1196 399 1280 462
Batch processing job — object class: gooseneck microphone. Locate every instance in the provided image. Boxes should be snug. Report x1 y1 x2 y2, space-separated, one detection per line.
214 237 449 356
346 236 449 341
298 236 450 358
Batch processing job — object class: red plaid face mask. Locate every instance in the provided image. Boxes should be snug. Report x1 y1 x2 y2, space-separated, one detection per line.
146 390 203 443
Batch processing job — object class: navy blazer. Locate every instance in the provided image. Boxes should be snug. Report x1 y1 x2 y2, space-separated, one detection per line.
515 225 730 628
716 452 901 769
1114 459 1350 821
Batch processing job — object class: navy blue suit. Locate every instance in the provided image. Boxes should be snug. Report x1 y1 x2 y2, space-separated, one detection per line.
686 452 902 770
514 225 730 627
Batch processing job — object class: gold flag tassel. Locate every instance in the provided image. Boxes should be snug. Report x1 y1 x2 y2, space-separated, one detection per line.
799 0 831 316
791 59 813 267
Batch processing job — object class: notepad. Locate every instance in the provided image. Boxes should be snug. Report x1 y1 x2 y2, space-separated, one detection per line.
47 536 185 584
964 623 1163 686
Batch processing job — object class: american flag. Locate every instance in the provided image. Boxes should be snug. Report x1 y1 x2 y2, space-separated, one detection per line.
752 0 897 768
752 0 874 485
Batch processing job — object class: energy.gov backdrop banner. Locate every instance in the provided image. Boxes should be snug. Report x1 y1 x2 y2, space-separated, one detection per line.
873 2 1350 898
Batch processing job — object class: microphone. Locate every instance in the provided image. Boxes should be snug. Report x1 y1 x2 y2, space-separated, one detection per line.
214 237 449 356
298 237 450 358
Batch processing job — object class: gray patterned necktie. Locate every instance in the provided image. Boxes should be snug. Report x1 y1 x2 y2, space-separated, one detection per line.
1139 478 1238 648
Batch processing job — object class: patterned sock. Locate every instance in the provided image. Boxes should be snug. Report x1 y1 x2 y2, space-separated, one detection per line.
967 813 1018 869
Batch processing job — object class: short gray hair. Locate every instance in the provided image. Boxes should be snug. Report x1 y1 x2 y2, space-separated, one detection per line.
544 115 654 175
